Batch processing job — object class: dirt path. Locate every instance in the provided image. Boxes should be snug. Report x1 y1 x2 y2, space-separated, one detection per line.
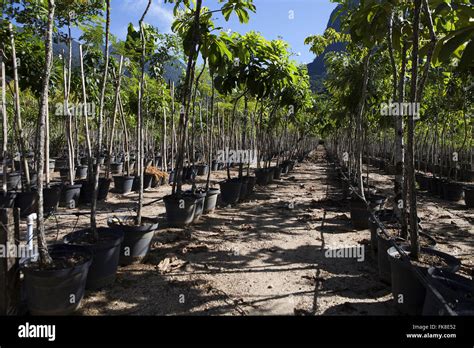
37 147 473 316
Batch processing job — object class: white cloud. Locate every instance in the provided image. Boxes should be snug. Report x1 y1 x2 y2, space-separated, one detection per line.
121 0 174 33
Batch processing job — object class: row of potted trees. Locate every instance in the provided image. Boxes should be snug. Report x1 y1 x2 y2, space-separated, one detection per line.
327 151 472 316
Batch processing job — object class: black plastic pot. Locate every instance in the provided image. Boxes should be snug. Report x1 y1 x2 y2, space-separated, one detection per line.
21 244 92 315
377 232 404 284
191 191 206 223
350 196 369 230
168 170 175 184
80 157 89 166
255 168 269 186
287 160 295 172
6 172 21 190
107 216 159 266
79 178 111 204
465 186 474 208
279 162 290 175
273 166 282 180
266 168 275 184
203 188 220 214
60 184 82 209
64 228 124 290
15 191 38 218
55 159 67 171
384 164 396 175
246 176 256 194
110 162 123 175
422 267 474 315
47 159 56 172
428 177 443 196
238 177 249 201
196 164 209 176
43 185 61 215
113 175 134 194
182 166 196 182
415 173 430 191
59 167 70 180
75 165 88 180
133 175 152 192
441 181 464 202
219 179 242 205
387 245 461 315
163 194 198 227
0 191 17 208
368 209 396 254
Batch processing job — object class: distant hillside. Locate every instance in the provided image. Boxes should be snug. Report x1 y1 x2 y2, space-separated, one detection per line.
52 37 184 85
306 0 358 91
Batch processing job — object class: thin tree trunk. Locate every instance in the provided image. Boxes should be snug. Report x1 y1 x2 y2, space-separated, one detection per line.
1 62 7 195
106 56 124 178
136 0 152 224
407 0 422 258
9 23 30 190
91 0 111 236
36 0 55 267
79 45 93 177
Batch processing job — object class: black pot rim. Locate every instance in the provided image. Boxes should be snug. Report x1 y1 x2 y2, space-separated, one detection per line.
113 175 135 180
107 216 159 233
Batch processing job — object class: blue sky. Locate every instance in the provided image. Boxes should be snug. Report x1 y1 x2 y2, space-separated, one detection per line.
101 0 337 64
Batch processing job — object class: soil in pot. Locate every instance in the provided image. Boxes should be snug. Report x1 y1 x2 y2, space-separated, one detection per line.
387 245 461 315
113 175 134 194
422 267 474 315
15 191 39 218
163 193 198 227
60 184 82 209
107 216 159 266
21 244 92 315
63 227 124 290
441 181 464 202
219 179 242 205
203 188 220 214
